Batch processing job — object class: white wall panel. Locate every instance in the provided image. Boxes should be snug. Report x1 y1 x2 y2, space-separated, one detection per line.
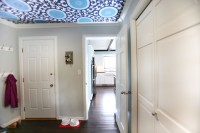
155 0 200 40
138 103 154 133
136 3 154 48
157 25 200 133
138 44 154 103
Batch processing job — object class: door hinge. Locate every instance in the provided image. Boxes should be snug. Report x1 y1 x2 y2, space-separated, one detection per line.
22 48 23 53
23 78 24 82
24 107 26 112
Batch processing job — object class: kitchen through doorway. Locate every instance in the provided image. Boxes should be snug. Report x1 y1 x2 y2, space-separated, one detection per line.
83 36 117 120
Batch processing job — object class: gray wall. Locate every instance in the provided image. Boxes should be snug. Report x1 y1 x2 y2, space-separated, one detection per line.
18 25 120 118
0 24 20 126
0 0 146 126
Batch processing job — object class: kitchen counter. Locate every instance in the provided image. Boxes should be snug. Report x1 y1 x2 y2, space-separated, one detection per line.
96 72 116 86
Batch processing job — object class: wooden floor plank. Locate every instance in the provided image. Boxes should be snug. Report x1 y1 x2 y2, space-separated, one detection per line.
8 87 119 133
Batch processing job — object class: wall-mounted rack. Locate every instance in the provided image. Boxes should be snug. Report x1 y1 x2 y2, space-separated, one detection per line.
0 72 14 78
0 45 13 52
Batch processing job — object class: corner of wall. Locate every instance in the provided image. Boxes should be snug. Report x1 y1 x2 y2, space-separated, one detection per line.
0 19 17 29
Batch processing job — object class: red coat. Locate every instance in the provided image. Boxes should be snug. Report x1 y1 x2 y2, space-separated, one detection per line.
5 74 18 108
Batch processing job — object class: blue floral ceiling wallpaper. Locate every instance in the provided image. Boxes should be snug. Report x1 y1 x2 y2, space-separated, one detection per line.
0 0 126 24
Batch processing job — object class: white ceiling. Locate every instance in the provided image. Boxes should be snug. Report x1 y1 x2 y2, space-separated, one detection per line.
88 37 116 51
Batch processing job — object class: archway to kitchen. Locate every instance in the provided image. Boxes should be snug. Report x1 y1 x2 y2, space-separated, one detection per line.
82 35 117 123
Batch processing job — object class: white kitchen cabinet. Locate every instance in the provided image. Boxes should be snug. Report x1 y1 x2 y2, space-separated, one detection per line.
96 73 115 86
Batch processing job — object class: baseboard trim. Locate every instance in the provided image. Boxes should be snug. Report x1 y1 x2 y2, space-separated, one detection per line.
96 85 115 87
1 116 21 128
57 116 85 120
25 118 57 120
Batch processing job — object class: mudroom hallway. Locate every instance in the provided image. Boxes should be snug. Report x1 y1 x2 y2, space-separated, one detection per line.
8 87 119 133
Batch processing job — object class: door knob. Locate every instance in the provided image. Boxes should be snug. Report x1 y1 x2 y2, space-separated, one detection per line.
152 112 157 116
121 91 125 94
50 73 53 75
121 91 131 95
50 84 53 87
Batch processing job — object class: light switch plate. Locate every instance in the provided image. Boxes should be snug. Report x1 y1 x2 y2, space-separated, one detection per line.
78 69 81 75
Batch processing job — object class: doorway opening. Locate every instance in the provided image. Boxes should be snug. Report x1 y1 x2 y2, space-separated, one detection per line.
82 36 117 120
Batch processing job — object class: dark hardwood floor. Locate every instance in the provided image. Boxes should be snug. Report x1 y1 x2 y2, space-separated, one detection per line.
8 87 119 133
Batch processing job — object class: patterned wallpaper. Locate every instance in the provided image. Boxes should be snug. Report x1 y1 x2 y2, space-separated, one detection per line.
0 0 126 24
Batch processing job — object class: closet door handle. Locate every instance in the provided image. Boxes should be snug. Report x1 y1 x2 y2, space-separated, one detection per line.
50 84 53 87
152 112 159 120
152 112 157 116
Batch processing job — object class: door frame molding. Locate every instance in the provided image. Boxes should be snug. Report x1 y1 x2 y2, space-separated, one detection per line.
130 19 138 133
82 34 116 120
129 0 151 133
19 36 59 119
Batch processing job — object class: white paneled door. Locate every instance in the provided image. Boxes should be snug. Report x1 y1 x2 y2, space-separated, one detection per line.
22 37 56 118
116 25 128 133
136 0 200 133
136 2 155 133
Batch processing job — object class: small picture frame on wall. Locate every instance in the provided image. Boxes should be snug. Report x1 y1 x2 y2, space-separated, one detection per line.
65 51 73 64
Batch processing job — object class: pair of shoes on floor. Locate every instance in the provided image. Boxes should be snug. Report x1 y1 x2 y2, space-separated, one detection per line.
61 117 79 127
0 127 7 133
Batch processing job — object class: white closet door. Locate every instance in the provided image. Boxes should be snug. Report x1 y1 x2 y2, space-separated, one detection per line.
23 37 56 118
136 2 155 133
136 0 200 133
116 25 128 133
155 0 200 132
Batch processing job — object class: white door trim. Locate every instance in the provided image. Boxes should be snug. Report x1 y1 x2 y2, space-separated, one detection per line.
82 34 117 120
129 0 151 133
130 20 138 133
19 36 59 119
130 0 152 20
